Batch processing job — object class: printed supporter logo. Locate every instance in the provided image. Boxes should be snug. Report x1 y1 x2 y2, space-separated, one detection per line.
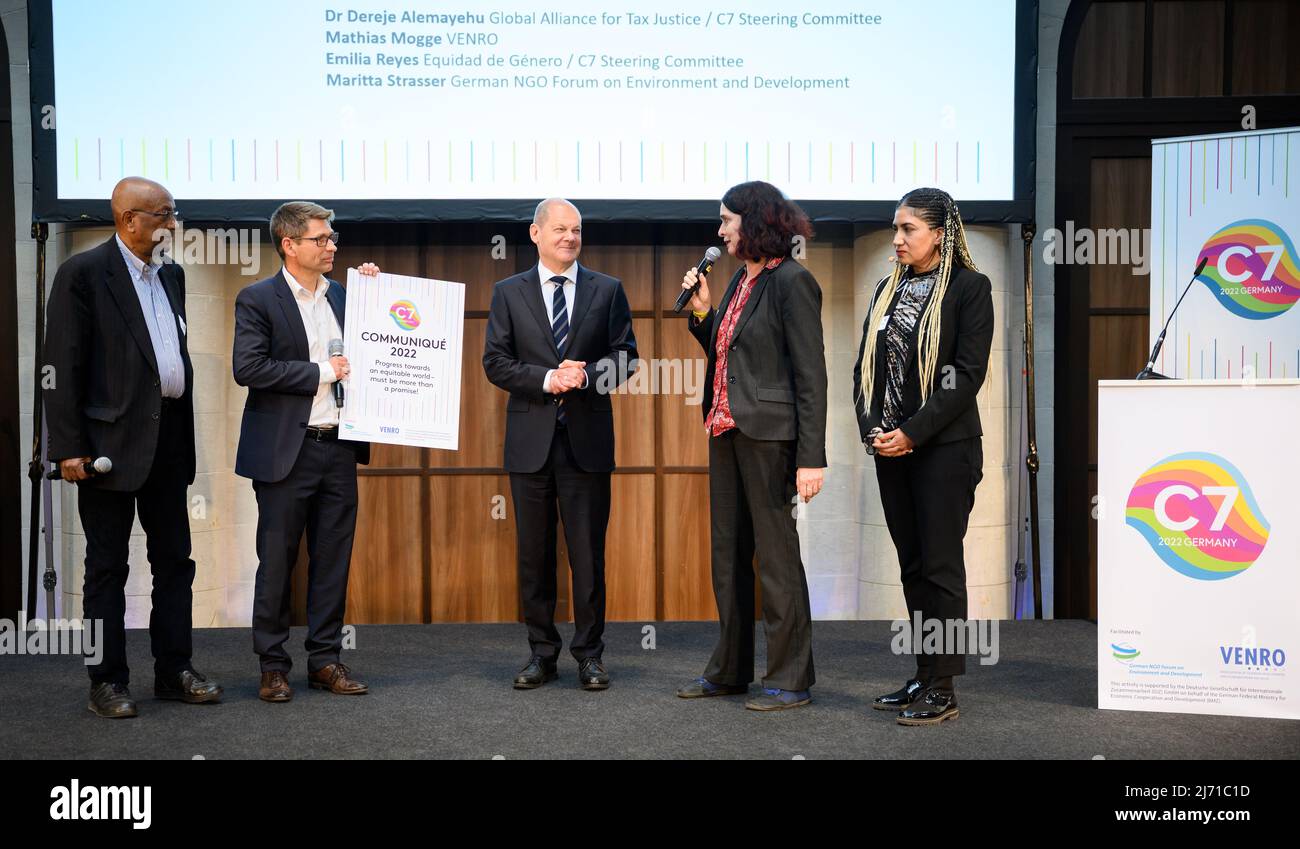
1195 219 1299 319
1112 643 1141 663
390 299 421 330
1125 452 1270 581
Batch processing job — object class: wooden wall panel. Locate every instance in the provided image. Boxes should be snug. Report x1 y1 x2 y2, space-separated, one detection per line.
1232 0 1300 95
1087 314 1151 465
602 475 657 620
431 319 507 468
1152 0 1225 98
333 237 422 281
659 319 710 468
367 443 423 469
346 476 424 623
613 317 656 468
579 244 656 312
312 232 853 625
428 243 520 313
527 474 657 624
1089 158 1152 310
660 244 731 312
1073 1 1145 99
428 475 518 622
662 473 716 620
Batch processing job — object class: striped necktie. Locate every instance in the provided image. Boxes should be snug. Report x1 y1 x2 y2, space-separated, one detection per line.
550 276 569 423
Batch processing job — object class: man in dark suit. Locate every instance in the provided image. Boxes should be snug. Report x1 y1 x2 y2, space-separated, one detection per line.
233 201 377 703
44 177 222 718
483 198 638 690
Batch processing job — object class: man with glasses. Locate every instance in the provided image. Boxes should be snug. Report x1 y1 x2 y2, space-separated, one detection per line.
45 176 222 718
233 201 378 703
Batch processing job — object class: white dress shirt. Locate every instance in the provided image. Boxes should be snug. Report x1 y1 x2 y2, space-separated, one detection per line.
538 261 587 392
283 267 344 427
115 235 186 398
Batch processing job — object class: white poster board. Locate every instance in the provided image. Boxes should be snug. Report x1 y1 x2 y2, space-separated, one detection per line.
1098 379 1299 720
1150 127 1300 380
339 269 465 450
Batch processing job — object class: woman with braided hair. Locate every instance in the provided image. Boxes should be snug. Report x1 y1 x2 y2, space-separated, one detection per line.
852 187 994 726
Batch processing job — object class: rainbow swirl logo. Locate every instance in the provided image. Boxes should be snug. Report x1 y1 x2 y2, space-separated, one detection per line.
1195 219 1300 319
1111 643 1140 663
1125 452 1269 581
389 300 420 331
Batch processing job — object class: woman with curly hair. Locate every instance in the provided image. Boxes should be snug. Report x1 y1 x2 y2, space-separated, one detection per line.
674 181 828 711
854 187 994 726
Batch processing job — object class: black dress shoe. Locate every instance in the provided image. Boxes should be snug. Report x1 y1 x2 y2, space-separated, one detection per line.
514 656 558 689
155 668 223 704
578 658 609 691
871 678 926 711
88 683 138 719
897 688 959 726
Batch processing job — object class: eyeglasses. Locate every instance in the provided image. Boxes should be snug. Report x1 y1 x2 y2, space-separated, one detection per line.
291 232 340 248
128 208 179 221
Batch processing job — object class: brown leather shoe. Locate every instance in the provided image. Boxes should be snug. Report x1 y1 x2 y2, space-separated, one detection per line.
259 671 292 703
308 662 369 695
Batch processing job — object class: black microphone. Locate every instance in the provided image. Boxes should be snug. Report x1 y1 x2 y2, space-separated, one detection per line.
329 338 345 407
674 247 722 313
47 457 112 480
1137 256 1209 380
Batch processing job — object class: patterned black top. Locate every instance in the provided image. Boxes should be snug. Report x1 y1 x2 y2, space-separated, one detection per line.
881 267 940 430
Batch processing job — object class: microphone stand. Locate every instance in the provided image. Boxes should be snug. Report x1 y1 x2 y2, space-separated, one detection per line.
1136 257 1209 380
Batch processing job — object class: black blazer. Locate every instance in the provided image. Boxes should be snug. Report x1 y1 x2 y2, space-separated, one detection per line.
43 236 195 493
688 258 828 469
852 266 995 448
483 264 638 474
232 270 370 483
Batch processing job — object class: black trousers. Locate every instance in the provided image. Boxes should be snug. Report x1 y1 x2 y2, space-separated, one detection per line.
704 429 815 692
875 436 983 680
77 402 194 686
251 436 358 673
509 427 611 663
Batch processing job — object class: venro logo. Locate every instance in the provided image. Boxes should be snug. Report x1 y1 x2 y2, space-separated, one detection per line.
1219 646 1286 668
49 779 151 829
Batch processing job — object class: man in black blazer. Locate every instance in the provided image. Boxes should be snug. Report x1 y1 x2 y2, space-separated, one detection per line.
44 177 222 718
483 198 638 690
233 201 376 703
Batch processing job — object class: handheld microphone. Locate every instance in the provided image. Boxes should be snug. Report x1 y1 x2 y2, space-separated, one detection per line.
47 457 112 480
1137 256 1209 380
329 338 345 407
674 247 722 313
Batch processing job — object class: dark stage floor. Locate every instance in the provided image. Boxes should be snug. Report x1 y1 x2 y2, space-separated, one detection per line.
2 621 1296 759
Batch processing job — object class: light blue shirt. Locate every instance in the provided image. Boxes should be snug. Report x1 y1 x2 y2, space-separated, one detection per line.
116 235 185 398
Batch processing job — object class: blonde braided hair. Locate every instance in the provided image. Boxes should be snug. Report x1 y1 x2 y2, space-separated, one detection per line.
857 188 978 413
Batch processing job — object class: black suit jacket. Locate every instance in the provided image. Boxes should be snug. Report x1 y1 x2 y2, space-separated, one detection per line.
483 264 638 474
232 270 370 483
688 258 828 469
852 266 995 448
44 236 195 493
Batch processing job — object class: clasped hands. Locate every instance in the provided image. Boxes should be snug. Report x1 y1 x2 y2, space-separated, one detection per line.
872 428 915 457
548 360 588 394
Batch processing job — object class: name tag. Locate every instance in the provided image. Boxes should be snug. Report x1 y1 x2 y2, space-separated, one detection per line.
877 313 891 332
